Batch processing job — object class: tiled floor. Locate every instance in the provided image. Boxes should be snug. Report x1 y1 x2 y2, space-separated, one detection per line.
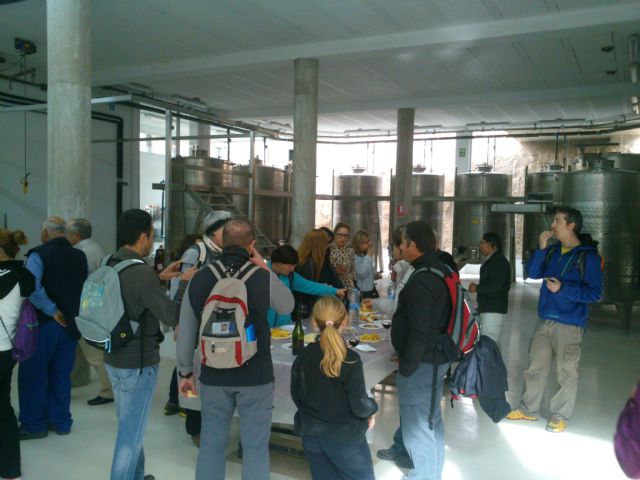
11 280 639 479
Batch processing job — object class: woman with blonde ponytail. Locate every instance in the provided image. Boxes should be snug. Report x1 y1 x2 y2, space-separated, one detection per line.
290 296 377 480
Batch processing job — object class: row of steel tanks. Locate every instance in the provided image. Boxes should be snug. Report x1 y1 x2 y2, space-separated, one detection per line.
169 153 291 249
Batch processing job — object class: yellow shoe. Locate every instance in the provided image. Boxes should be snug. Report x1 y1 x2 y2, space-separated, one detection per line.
506 408 538 421
545 415 568 433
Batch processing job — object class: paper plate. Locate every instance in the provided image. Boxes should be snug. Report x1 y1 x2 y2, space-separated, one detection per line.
359 322 382 330
356 344 377 352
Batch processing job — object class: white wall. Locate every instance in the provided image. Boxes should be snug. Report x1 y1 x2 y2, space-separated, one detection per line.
0 81 139 258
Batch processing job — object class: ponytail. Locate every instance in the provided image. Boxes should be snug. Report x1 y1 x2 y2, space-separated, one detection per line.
312 296 348 378
0 229 27 259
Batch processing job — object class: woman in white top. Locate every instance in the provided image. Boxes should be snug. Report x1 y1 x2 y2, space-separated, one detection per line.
363 226 413 315
0 229 35 480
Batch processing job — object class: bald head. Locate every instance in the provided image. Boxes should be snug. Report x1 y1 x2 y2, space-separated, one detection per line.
222 219 255 250
41 216 66 243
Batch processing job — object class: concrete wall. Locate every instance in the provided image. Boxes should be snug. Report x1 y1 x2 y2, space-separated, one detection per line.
0 81 139 258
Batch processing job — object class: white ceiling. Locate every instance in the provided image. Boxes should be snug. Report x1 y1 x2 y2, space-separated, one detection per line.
1 0 639 133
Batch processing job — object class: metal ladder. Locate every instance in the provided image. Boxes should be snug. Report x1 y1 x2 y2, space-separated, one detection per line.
185 185 277 253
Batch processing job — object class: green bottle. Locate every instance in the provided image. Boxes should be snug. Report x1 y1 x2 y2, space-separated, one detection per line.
291 305 305 356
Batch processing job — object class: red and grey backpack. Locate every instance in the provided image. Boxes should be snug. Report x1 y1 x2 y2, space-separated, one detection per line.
199 260 260 369
411 265 480 362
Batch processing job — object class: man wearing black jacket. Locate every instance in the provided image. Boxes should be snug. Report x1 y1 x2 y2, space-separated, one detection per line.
390 221 452 480
469 232 511 345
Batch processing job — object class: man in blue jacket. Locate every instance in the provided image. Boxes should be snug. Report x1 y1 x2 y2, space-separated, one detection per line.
507 206 603 433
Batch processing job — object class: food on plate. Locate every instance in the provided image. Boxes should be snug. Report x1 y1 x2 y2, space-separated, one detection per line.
359 312 376 322
360 303 372 313
304 333 317 344
271 328 291 339
360 333 381 343
342 327 357 335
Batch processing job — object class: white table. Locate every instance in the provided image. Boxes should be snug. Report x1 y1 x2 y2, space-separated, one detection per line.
270 318 397 425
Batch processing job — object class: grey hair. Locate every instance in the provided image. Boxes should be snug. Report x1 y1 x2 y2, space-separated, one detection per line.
67 218 92 239
42 216 66 235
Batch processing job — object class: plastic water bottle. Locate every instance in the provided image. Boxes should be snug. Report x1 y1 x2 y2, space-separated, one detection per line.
349 287 360 324
387 282 396 300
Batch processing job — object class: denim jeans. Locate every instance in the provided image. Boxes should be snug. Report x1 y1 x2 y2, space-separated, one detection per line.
197 382 274 480
397 362 449 480
105 364 158 480
302 434 375 480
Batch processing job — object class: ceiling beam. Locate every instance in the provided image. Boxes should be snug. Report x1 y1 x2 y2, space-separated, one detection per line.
220 82 640 119
93 3 640 85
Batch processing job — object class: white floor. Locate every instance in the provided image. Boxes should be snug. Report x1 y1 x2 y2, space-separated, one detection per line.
11 281 639 480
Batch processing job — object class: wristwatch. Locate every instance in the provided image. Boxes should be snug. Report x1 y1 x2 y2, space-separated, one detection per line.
178 371 193 379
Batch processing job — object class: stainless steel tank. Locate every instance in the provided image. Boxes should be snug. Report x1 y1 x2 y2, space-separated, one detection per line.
232 165 289 243
523 164 564 269
332 174 383 259
453 166 512 263
411 174 444 235
560 157 640 306
170 154 234 251
602 152 640 172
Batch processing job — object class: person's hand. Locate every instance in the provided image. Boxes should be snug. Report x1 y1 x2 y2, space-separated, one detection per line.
159 261 183 281
539 230 554 249
249 247 269 270
546 277 562 293
368 415 376 430
362 298 373 309
179 376 197 398
390 353 399 363
180 266 198 282
468 282 478 293
53 310 67 328
374 272 383 280
335 288 347 299
335 265 347 274
173 323 180 341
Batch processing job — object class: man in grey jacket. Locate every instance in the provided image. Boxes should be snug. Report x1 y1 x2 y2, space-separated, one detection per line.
103 209 192 480
177 219 292 480
66 218 114 406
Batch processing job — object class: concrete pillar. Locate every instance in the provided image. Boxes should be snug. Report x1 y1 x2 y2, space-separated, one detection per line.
291 58 319 247
189 121 210 155
47 0 91 219
455 135 472 173
392 108 415 231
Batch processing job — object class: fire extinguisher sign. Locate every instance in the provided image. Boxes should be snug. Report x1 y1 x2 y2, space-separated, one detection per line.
397 203 407 217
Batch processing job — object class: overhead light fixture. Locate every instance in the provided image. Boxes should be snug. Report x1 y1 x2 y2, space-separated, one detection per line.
535 118 587 128
172 94 207 110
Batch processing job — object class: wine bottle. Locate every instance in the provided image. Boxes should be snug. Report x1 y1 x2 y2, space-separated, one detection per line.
291 305 305 356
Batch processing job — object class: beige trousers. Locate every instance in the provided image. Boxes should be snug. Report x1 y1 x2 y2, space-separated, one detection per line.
70 339 113 399
521 320 583 420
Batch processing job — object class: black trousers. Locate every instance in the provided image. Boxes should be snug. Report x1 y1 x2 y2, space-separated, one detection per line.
0 349 20 479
